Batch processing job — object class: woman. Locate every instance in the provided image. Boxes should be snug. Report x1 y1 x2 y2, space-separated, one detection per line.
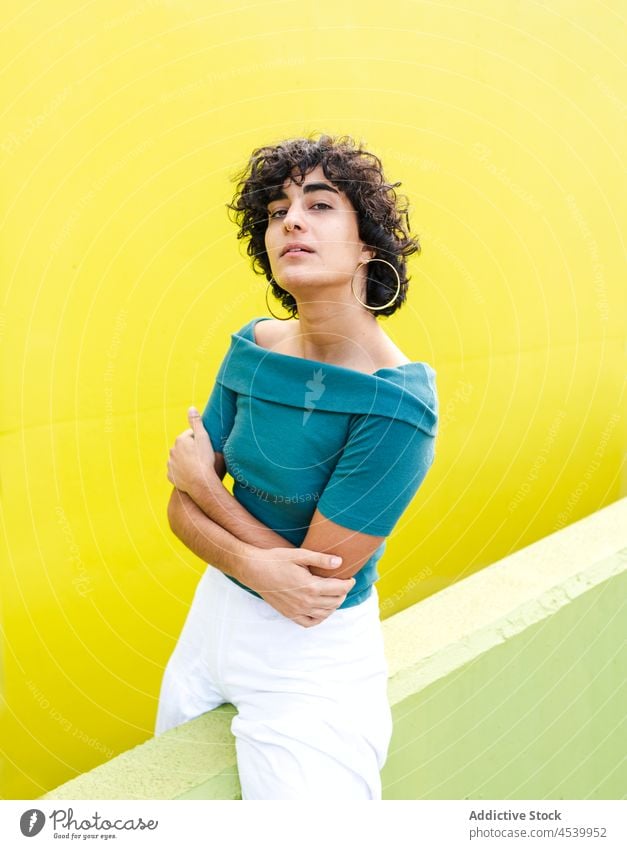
155 134 438 800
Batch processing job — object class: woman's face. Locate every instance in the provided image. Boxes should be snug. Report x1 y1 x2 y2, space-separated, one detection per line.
264 164 374 299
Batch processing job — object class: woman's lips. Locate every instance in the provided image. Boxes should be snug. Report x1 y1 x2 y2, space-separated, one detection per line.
280 243 315 256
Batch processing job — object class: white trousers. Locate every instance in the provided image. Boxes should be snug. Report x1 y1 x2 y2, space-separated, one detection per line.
155 565 393 800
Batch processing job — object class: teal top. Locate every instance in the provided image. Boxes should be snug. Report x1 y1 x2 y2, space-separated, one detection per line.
201 316 438 608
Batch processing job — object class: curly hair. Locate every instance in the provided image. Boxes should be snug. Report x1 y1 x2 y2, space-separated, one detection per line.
226 134 420 318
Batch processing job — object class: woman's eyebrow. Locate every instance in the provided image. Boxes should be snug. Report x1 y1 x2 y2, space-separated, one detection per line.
302 182 340 195
267 182 340 203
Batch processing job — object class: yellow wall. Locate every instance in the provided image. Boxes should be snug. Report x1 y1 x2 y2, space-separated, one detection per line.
1 0 624 798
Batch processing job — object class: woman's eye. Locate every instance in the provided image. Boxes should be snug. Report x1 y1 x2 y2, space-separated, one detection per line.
268 202 331 219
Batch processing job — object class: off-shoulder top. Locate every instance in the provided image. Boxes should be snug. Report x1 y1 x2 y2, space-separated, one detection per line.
201 316 438 608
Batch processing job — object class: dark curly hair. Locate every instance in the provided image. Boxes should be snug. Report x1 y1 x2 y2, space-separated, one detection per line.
227 133 420 318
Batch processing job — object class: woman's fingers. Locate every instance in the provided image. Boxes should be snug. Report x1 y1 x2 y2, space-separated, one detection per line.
308 598 342 612
292 613 328 628
255 549 354 624
315 577 355 596
310 608 335 620
292 615 316 628
293 548 343 571
294 603 344 627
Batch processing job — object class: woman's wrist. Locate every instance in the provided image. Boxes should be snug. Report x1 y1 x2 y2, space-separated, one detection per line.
231 543 263 588
186 469 222 511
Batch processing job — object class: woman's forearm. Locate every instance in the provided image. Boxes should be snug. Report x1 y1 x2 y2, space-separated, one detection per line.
187 477 295 550
168 488 268 584
168 487 352 626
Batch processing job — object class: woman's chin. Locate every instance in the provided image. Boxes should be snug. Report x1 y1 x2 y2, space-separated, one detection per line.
277 270 338 291
275 273 315 293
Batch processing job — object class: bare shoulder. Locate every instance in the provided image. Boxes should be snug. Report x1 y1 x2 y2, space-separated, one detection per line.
253 318 290 350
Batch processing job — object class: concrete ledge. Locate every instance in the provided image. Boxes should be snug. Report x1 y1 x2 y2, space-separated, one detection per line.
384 497 626 705
43 498 627 800
43 705 240 801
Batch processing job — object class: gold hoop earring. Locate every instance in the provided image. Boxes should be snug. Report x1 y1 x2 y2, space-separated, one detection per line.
351 258 401 310
265 280 294 320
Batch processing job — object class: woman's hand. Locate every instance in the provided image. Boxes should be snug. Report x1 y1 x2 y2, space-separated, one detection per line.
245 547 356 628
167 407 217 496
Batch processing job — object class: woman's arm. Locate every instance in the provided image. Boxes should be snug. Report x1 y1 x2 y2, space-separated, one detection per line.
170 408 385 581
209 451 289 548
185 473 293 549
168 489 355 628
184 477 384 580
169 407 305 550
167 488 258 584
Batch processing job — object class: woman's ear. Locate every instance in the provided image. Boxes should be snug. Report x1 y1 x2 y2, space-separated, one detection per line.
360 244 376 261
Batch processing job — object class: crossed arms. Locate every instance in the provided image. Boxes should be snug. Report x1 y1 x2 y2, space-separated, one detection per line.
166 408 385 628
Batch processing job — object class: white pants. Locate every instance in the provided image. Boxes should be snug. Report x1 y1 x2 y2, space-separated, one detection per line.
155 565 393 800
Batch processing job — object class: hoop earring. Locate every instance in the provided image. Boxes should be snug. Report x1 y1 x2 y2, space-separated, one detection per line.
351 258 401 311
265 280 294 320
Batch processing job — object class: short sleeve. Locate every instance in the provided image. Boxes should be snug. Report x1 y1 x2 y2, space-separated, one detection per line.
201 378 238 454
316 414 436 536
200 321 257 452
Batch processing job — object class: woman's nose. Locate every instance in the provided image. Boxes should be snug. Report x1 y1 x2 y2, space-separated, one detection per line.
283 204 304 231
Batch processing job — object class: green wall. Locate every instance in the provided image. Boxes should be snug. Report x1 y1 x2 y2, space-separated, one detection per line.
383 557 626 799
